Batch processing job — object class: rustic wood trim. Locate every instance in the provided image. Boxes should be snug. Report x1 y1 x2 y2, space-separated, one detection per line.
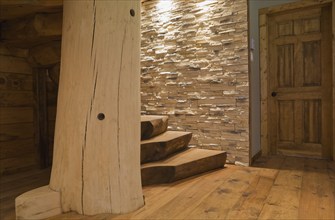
247 0 253 166
34 68 50 168
259 1 334 159
259 0 333 15
332 2 335 160
251 150 262 165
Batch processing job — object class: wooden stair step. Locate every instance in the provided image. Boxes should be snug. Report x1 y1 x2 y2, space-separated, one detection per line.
141 131 192 164
141 148 227 186
141 115 169 140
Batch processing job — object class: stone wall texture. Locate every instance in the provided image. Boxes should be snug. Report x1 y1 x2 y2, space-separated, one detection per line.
140 0 249 165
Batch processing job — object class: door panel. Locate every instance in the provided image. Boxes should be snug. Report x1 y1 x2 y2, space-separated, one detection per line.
303 41 321 86
268 5 332 158
303 99 321 144
277 44 294 87
278 100 295 144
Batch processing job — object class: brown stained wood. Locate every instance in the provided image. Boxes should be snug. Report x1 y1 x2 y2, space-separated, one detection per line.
28 41 61 67
0 123 34 142
47 106 56 121
0 43 37 178
0 107 33 124
258 157 304 219
0 0 63 21
0 91 34 107
141 167 236 220
0 139 35 160
1 13 62 48
141 131 192 163
48 63 60 86
182 168 258 219
48 0 144 216
0 169 50 220
259 0 333 15
0 56 32 74
225 175 274 219
266 4 333 159
115 168 231 220
298 159 335 220
0 43 28 58
141 148 226 186
1 157 335 220
260 1 335 160
0 72 33 91
34 69 49 168
0 153 38 175
141 115 168 140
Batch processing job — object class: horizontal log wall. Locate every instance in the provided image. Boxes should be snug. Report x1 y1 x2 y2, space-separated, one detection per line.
141 0 249 164
0 44 38 175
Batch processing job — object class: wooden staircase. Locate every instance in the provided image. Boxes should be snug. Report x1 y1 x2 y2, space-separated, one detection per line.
141 115 227 186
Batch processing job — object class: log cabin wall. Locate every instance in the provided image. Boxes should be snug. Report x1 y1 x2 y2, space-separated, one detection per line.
140 0 249 165
0 7 61 175
0 44 38 175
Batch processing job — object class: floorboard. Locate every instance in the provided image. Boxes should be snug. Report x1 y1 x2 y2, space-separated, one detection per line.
0 157 334 220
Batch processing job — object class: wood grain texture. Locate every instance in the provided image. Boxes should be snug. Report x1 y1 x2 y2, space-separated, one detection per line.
49 0 143 215
0 0 62 21
0 56 32 74
0 138 35 160
1 157 335 220
0 107 34 124
260 1 334 159
141 115 168 140
0 153 37 175
141 131 192 163
0 123 34 142
1 12 62 48
0 169 51 220
0 72 33 91
0 91 34 107
0 44 37 177
15 186 61 220
141 148 226 186
28 41 61 67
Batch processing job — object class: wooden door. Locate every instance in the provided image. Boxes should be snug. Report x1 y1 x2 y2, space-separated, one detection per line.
268 5 333 158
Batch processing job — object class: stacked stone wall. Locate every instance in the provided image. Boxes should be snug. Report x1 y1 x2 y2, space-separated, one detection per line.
141 0 249 165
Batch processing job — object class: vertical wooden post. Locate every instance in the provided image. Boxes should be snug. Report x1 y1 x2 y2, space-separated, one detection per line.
34 68 50 168
49 0 143 215
15 0 143 219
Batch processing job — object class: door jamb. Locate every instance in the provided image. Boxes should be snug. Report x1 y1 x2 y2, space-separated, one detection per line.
259 0 335 160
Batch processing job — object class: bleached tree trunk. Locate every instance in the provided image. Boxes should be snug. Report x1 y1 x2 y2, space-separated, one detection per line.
49 0 143 215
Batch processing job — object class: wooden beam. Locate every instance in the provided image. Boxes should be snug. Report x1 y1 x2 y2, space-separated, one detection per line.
50 0 143 215
1 13 62 48
0 0 63 21
34 68 50 168
15 0 143 219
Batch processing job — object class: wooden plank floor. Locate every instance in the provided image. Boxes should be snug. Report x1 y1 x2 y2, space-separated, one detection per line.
1 156 334 220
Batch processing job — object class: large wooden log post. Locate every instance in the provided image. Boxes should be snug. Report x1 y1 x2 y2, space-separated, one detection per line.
15 0 144 218
50 0 143 215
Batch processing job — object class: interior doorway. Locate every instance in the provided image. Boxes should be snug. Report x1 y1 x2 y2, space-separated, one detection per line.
260 1 334 159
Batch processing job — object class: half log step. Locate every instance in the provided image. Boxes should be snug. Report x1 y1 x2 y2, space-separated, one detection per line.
141 148 227 186
141 131 192 164
141 115 168 140
140 115 227 186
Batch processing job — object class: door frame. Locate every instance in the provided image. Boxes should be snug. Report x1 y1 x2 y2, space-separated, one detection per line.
259 0 335 160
